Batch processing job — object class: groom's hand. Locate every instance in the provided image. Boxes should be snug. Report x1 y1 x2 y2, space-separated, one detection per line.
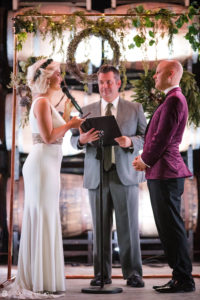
132 155 147 171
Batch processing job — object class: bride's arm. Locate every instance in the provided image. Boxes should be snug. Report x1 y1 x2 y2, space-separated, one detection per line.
34 98 82 144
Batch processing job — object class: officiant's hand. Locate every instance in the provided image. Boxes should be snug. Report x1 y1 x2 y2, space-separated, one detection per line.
115 136 132 148
79 127 100 145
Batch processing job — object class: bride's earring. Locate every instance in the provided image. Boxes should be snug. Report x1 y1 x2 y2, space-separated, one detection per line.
47 79 50 89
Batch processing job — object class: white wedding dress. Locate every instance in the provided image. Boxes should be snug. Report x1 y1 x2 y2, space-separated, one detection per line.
1 98 66 299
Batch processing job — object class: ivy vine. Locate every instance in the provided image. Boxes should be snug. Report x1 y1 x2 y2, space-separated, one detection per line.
13 3 200 67
11 3 200 127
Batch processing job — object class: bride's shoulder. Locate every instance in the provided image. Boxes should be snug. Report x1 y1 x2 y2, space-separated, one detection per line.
33 97 49 104
32 97 51 110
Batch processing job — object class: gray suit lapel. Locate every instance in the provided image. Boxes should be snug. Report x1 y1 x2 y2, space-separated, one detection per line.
92 100 101 117
116 98 124 129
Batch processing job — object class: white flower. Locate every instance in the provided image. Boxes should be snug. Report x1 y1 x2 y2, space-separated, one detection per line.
1 290 8 297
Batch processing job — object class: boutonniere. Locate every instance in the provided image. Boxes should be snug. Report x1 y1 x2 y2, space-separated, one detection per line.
149 88 165 105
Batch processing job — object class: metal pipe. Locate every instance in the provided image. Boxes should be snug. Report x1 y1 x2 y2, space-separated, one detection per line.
7 30 17 281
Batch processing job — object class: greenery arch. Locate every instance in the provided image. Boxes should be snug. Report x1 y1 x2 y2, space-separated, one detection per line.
12 3 200 126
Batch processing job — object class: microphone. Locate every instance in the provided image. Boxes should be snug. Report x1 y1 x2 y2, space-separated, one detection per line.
61 81 83 114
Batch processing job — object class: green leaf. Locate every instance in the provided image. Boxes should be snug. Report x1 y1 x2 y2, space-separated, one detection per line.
183 15 189 23
188 24 199 35
188 6 196 19
155 14 161 20
184 32 191 40
133 35 145 47
16 43 23 51
172 28 178 34
132 17 140 28
144 17 154 28
135 5 144 14
149 31 155 38
175 14 189 28
128 43 135 49
175 16 184 28
149 40 155 46
17 32 28 43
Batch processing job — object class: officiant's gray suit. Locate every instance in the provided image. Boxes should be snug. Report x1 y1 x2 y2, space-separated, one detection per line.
71 97 147 280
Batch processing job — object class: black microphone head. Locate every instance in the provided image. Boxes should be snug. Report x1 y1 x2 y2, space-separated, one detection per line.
62 86 71 99
61 84 83 114
60 81 65 88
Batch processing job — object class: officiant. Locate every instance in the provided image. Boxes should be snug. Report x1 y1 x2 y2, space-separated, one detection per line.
71 64 147 288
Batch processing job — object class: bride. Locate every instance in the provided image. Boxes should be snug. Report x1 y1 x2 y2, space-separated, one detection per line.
1 59 83 298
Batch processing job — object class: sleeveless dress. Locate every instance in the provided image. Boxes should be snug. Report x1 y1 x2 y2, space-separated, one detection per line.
1 98 66 299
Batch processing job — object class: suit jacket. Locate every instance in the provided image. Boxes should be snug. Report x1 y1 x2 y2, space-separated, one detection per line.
71 97 147 189
141 87 192 179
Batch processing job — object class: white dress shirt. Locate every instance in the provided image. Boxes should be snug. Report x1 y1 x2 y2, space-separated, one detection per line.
164 85 179 95
101 96 119 117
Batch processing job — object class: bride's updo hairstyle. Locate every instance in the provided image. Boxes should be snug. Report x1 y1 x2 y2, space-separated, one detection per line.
27 58 60 93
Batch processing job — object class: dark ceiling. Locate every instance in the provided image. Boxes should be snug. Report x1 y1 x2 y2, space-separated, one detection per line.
0 0 195 11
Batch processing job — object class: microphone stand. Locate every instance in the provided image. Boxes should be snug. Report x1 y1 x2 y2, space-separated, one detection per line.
82 131 123 294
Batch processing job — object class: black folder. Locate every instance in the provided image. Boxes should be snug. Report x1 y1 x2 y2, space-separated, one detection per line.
80 115 122 146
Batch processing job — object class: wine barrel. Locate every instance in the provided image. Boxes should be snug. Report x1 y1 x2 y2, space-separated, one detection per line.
7 174 198 238
139 177 199 237
59 174 92 237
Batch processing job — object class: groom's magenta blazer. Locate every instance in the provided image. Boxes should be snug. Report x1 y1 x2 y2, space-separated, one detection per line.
141 87 192 179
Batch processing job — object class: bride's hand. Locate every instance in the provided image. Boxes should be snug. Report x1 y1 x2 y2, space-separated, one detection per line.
68 116 84 129
63 98 73 122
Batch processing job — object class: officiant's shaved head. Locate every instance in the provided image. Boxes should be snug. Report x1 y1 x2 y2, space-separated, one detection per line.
154 60 183 90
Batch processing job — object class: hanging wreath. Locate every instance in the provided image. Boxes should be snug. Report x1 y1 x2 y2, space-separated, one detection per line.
66 27 121 83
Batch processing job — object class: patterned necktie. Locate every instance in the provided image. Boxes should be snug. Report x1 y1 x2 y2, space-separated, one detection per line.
104 103 113 171
105 103 113 116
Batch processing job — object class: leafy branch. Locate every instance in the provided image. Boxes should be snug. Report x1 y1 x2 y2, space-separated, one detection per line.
13 3 200 62
131 69 200 127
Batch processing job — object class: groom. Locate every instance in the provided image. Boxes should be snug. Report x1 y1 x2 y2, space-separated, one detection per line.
133 60 195 293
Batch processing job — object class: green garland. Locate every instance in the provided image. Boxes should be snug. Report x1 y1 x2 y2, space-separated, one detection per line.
13 3 200 66
10 3 200 127
66 27 121 83
131 69 200 127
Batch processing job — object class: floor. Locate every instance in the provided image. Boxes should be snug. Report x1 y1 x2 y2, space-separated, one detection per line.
0 263 199 299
